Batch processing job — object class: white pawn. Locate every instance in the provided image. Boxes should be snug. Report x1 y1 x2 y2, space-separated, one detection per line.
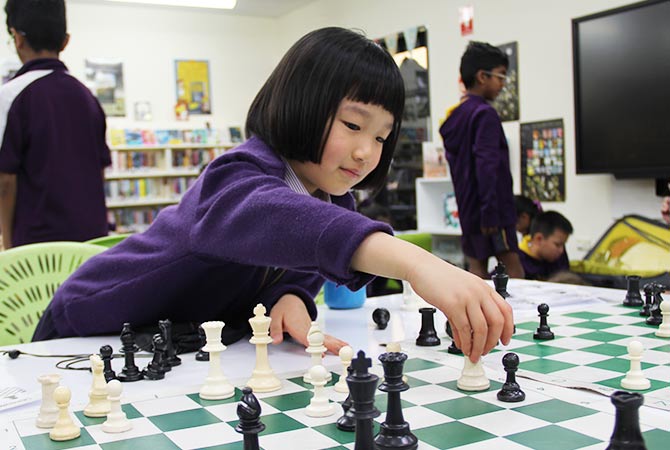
200 321 235 400
102 380 132 433
246 304 281 392
621 340 651 390
386 342 408 383
84 354 111 417
49 386 80 441
457 357 490 391
305 365 336 417
36 374 61 428
334 346 353 393
303 323 331 383
655 301 670 338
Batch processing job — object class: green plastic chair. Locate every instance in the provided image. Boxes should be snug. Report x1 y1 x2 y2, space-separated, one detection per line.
0 242 106 346
85 233 132 248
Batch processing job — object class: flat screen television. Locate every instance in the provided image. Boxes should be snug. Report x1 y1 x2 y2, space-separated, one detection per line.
572 0 670 178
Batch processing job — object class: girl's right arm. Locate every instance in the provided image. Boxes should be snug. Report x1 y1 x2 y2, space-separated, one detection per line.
350 231 514 363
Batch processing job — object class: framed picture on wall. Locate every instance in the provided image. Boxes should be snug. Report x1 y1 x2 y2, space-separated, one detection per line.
84 58 126 117
492 41 519 122
520 119 565 202
175 60 212 115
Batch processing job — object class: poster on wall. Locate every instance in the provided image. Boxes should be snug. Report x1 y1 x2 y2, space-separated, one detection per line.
174 60 211 115
492 41 519 122
459 5 474 36
520 119 565 202
84 58 126 117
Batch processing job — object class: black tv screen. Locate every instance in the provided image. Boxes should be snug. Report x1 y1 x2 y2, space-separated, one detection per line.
572 0 670 178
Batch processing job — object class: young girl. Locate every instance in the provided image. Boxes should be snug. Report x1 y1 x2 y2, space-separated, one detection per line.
33 27 513 363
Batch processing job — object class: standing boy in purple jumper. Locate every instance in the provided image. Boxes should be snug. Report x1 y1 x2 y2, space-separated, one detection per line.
0 0 110 249
440 41 524 279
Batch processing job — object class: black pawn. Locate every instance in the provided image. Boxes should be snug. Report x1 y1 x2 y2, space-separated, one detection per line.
497 353 525 402
533 303 554 340
346 350 380 450
143 333 167 380
159 319 182 367
623 275 643 307
118 324 143 382
372 307 391 330
606 391 646 450
645 284 663 326
445 321 462 355
416 307 441 346
492 262 511 298
195 324 209 361
374 352 418 450
99 345 117 383
235 387 265 450
640 283 654 317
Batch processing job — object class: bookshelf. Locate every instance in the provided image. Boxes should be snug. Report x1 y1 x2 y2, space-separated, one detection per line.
105 130 234 233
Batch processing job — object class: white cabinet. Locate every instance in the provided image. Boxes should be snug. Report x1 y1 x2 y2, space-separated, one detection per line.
415 177 461 235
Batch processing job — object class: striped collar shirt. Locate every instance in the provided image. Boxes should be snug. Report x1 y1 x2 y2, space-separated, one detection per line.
282 158 331 202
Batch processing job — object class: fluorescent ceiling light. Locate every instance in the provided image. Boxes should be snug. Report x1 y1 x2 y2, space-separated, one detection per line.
104 0 237 9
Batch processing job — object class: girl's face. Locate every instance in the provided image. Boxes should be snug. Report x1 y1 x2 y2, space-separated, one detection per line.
290 99 393 196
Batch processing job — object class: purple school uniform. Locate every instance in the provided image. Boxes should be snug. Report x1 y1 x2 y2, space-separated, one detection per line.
0 58 110 247
35 137 392 340
439 95 516 235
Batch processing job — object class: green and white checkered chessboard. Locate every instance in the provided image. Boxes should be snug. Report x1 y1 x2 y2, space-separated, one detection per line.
11 302 670 450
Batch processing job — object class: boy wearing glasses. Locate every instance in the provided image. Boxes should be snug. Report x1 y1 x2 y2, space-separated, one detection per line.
0 0 110 249
439 41 524 279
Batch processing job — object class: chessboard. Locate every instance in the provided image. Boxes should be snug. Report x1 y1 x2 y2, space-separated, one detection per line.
10 351 670 450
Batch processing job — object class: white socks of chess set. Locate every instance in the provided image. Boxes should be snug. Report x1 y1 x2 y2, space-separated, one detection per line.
38 354 132 441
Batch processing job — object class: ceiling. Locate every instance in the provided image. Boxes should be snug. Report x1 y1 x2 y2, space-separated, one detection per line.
79 0 319 18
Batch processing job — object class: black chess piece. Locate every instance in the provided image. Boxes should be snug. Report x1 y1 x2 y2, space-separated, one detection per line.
99 345 117 383
445 321 463 355
492 262 511 298
195 324 210 362
645 284 663 326
640 283 654 317
606 391 646 450
118 324 143 382
533 303 555 340
143 333 167 380
623 275 643 307
497 353 525 402
235 387 265 450
346 350 380 449
159 319 182 367
372 307 391 330
374 352 418 450
337 365 356 432
416 307 441 346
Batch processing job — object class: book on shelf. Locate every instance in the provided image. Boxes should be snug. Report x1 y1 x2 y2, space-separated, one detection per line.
109 128 227 147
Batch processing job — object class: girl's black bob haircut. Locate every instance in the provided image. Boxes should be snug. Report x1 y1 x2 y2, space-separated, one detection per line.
246 27 405 192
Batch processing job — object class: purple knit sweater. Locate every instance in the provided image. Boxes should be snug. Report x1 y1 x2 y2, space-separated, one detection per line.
43 137 392 338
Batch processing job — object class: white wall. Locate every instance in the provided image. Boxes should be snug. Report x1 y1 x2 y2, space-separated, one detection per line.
277 0 666 258
0 0 664 258
0 0 283 131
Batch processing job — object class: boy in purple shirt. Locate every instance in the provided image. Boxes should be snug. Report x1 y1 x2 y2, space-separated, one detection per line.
440 41 524 279
34 28 514 362
0 0 110 249
518 211 573 281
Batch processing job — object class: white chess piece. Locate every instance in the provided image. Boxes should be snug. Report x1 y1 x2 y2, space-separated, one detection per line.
334 346 353 393
102 380 132 433
655 301 670 338
305 365 336 417
246 304 281 392
49 386 80 441
36 374 61 428
457 357 490 391
199 321 235 400
621 340 651 390
400 280 430 310
83 354 111 417
303 323 331 383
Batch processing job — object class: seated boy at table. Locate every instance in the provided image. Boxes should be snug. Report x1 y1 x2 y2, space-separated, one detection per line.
518 211 573 281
